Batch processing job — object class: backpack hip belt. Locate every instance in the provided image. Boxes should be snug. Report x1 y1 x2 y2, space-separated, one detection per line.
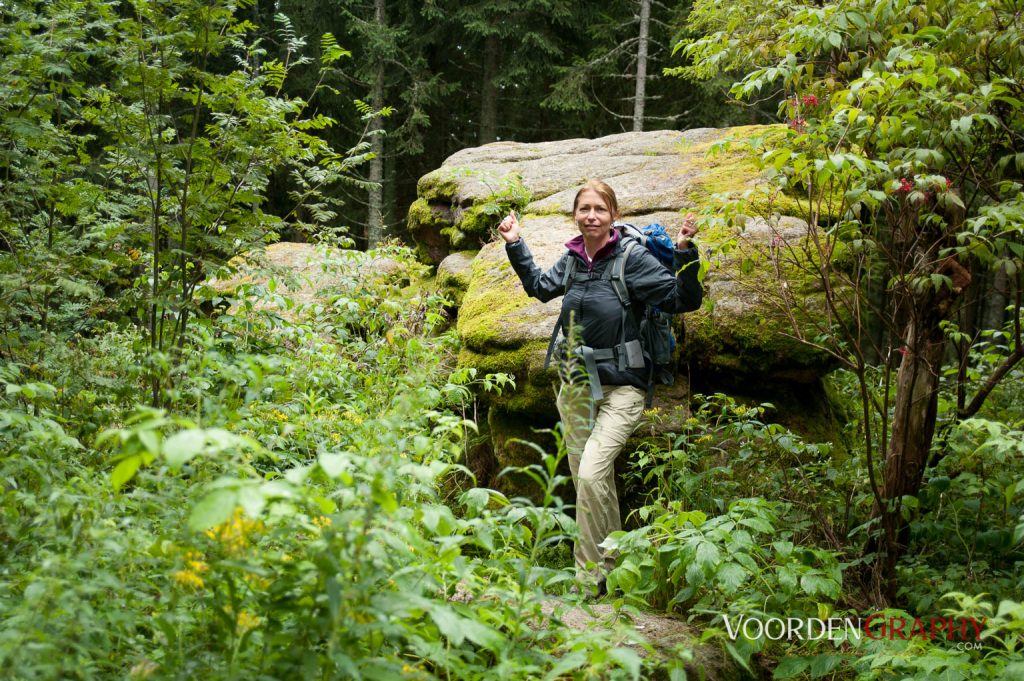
573 340 645 402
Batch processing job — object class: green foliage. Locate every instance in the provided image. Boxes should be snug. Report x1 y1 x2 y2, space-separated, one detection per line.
0 0 364 395
629 394 838 517
900 417 1024 611
606 497 844 675
676 0 1024 603
0 243 683 679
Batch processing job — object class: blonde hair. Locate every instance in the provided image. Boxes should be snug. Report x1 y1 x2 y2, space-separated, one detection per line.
573 180 619 220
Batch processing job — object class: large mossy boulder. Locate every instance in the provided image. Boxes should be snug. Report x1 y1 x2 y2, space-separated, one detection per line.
415 127 838 399
410 126 847 495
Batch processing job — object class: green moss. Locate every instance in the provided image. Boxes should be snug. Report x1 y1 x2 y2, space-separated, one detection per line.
436 250 477 307
456 256 551 350
687 150 809 220
684 295 836 374
457 346 523 377
411 169 531 252
440 225 469 248
459 203 501 238
436 250 477 290
417 168 463 202
681 125 841 221
457 342 557 415
413 241 433 266
407 197 450 234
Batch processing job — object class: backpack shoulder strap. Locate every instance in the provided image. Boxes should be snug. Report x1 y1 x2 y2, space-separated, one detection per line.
560 251 578 295
546 250 576 371
605 239 637 308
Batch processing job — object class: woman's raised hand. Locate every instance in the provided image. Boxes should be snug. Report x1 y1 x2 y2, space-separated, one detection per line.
497 211 521 243
676 212 699 249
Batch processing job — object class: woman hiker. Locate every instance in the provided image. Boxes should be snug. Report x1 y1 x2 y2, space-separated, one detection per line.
497 179 703 594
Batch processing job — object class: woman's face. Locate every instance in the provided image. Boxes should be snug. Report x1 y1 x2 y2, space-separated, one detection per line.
574 189 614 240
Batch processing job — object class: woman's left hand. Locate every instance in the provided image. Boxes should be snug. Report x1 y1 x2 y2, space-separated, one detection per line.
676 212 699 249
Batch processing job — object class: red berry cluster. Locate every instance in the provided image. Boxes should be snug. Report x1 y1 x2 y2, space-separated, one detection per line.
897 178 914 194
802 94 819 106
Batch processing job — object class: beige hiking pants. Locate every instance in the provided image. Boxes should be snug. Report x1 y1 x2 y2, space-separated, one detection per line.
556 382 645 576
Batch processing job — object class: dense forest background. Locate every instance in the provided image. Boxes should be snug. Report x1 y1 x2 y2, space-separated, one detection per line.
267 0 754 246
1 0 1023 678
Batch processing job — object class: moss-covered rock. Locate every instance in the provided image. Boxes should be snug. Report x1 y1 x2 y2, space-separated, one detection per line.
412 127 850 486
436 250 477 308
683 214 852 380
407 198 455 264
410 169 532 264
487 407 559 502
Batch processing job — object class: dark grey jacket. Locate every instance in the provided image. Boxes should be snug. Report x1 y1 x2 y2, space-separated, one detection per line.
506 234 702 389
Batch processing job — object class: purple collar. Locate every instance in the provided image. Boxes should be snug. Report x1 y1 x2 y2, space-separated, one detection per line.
565 229 620 271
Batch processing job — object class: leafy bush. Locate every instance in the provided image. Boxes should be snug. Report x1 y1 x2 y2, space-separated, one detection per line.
0 243 682 680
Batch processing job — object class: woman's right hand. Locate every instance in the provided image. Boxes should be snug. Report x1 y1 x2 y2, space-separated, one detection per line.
497 211 521 243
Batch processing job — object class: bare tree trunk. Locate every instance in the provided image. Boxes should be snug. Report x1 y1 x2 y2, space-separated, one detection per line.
982 260 1010 331
873 309 946 602
865 201 970 604
632 0 650 132
366 0 387 248
479 34 499 144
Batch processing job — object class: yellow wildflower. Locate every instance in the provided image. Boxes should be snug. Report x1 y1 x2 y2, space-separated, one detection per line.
341 410 365 425
329 432 341 444
312 515 332 529
172 569 204 589
244 573 272 591
204 507 263 555
184 551 209 574
236 610 262 635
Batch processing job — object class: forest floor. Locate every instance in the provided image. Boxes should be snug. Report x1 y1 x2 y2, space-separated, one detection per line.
539 598 742 679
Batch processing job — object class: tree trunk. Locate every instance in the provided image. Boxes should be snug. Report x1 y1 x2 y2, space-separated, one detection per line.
479 34 499 144
633 0 650 132
865 200 971 603
366 0 387 249
982 260 1010 331
872 309 946 602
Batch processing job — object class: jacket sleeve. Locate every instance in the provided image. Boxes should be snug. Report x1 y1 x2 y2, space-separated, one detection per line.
626 245 703 313
504 238 569 303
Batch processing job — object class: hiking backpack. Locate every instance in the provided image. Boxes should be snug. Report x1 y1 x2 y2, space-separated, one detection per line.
543 222 680 407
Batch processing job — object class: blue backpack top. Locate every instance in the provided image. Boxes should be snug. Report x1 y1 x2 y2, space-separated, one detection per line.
621 222 675 270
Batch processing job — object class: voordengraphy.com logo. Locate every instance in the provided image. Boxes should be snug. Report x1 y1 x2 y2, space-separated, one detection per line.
722 614 987 646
